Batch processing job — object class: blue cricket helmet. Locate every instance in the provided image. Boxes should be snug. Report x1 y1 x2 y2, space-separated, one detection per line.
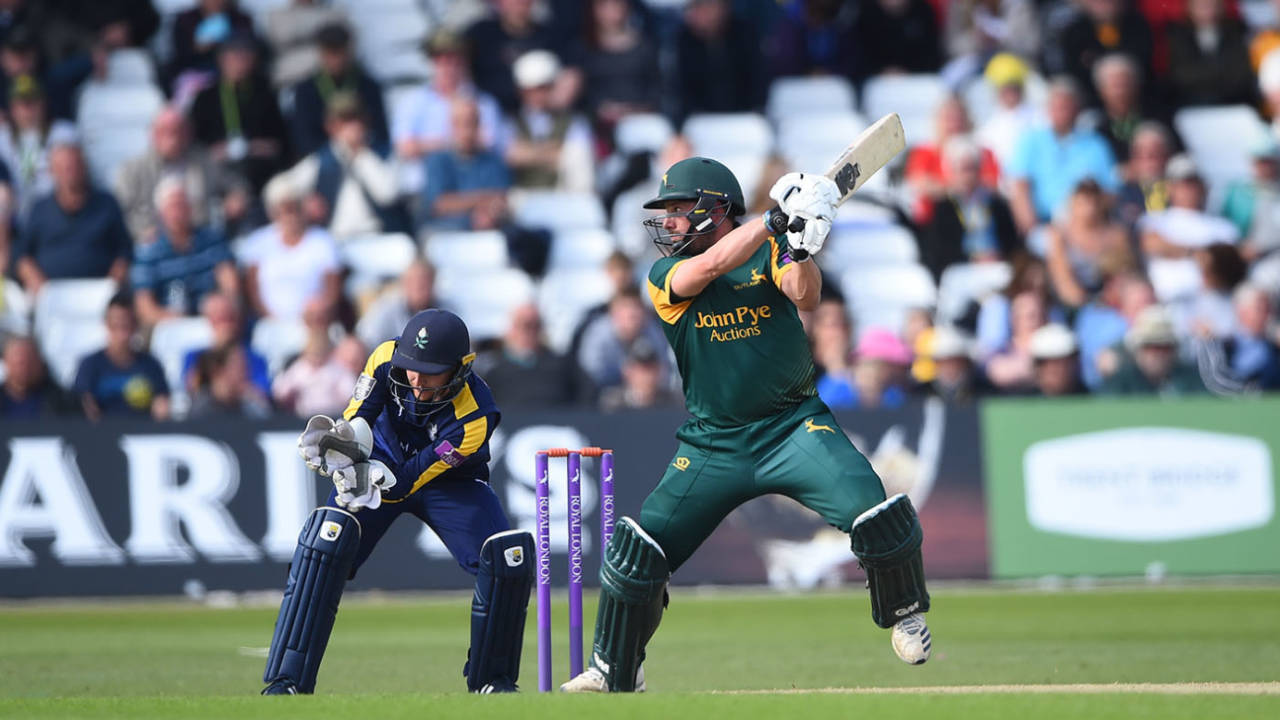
389 309 474 415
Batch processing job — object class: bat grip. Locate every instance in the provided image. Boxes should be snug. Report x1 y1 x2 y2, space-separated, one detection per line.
765 205 810 262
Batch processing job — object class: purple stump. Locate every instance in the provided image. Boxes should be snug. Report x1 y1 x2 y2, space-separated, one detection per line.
600 452 615 549
567 451 584 679
535 452 552 692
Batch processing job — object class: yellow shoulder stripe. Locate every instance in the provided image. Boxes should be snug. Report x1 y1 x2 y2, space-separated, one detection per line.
451 379 479 420
647 259 693 325
766 235 796 287
343 340 397 419
400 416 489 497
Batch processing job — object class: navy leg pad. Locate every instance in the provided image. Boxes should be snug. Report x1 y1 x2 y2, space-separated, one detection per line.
263 507 361 693
851 493 930 629
465 530 535 692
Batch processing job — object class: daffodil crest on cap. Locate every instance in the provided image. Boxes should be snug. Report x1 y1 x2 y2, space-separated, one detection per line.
642 156 745 257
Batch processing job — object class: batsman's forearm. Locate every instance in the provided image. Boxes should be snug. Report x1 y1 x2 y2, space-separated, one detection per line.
702 217 771 276
782 256 821 311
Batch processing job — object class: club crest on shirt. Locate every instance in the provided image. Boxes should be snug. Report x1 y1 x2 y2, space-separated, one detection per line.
435 439 465 467
353 373 375 401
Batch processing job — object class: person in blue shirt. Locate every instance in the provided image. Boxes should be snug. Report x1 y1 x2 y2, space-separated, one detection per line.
262 309 534 695
72 292 170 421
418 97 511 231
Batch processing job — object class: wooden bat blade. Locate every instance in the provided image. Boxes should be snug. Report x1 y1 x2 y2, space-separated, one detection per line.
824 113 906 203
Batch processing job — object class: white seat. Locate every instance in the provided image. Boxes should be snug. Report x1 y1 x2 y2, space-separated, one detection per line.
512 191 606 231
353 8 432 57
936 262 1012 323
33 279 118 337
682 113 773 157
363 50 432 85
76 83 165 129
767 76 857 123
612 184 656 259
105 49 156 85
39 318 108 388
153 0 197 14
776 112 868 162
537 269 616 353
840 263 937 333
716 152 767 206
423 230 509 271
823 224 918 272
1 280 31 336
1174 105 1269 189
148 316 213 394
548 228 616 270
435 268 536 341
339 233 417 280
861 74 947 149
614 113 675 155
250 318 310 376
81 124 154 187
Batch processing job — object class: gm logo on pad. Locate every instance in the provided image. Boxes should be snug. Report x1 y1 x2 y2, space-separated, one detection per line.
320 521 343 542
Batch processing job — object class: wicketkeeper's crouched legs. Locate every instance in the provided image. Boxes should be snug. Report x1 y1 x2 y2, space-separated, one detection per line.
850 493 930 627
465 530 535 692
587 517 670 691
263 507 361 693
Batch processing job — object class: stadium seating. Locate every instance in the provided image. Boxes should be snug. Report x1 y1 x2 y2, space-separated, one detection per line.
40 318 108 388
350 5 434 85
512 191 607 231
250 317 310 376
423 230 510 272
1174 105 1269 197
936 262 1013 324
76 83 166 187
537 268 617 353
33 279 118 339
767 76 857 124
148 316 214 416
776 112 868 164
0 281 30 337
434 267 537 341
682 113 774 157
840 263 937 334
861 74 946 149
614 113 675 155
547 228 616 271
340 233 417 280
104 49 156 86
822 224 919 273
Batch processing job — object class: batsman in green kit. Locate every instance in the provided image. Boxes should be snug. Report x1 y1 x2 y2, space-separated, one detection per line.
562 158 932 693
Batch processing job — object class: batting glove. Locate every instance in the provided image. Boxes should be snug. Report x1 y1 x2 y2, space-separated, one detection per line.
768 173 838 258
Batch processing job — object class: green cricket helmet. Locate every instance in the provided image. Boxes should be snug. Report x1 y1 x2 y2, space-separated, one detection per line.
643 156 745 256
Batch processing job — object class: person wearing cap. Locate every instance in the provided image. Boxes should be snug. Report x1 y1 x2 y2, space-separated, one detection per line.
286 22 389 159
504 49 593 191
975 52 1043 172
1099 305 1205 395
263 308 538 694
418 97 512 232
920 325 990 403
1028 323 1086 397
0 73 77 220
465 0 582 114
279 91 404 239
392 30 505 192
822 326 912 410
1074 270 1156 389
189 31 289 192
1221 136 1280 260
239 174 341 322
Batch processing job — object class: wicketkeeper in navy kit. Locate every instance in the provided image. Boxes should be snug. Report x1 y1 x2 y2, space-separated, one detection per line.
261 309 535 695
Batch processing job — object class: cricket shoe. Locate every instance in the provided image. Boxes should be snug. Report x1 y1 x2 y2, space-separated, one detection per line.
475 679 519 693
559 664 646 693
260 679 299 695
891 613 932 665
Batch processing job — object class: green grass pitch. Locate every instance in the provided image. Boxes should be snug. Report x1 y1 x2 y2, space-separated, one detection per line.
1 585 1277 719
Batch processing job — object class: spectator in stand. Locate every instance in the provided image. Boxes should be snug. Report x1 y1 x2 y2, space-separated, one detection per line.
577 286 667 390
73 292 170 421
568 250 636 356
477 302 585 407
131 177 239 328
271 298 363 417
1138 155 1239 302
1194 283 1280 392
826 327 912 410
905 95 1000 224
0 73 77 220
768 0 859 81
676 0 765 118
1099 305 1205 394
919 326 990 403
187 342 271 418
356 259 437 350
1175 243 1248 340
810 296 854 403
1074 270 1156 389
419 97 511 232
189 32 289 193
116 108 250 244
465 0 582 114
1008 77 1117 236
0 25 88 123
984 289 1048 391
393 30 506 190
287 23 389 159
1056 0 1154 108
1221 137 1280 262
281 92 405 239
504 50 594 192
12 143 130 294
976 53 1043 173
181 290 270 397
1028 323 1086 396
599 337 680 411
1114 121 1172 229
580 0 660 142
1085 53 1159 169
264 1 348 89
0 335 75 418
943 0 1039 79
917 136 1019 284
976 255 1063 359
1045 179 1132 309
1167 0 1255 108
853 0 942 80
241 174 342 322
167 0 254 84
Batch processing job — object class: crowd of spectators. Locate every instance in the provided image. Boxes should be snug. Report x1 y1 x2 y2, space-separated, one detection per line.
2 0 1280 424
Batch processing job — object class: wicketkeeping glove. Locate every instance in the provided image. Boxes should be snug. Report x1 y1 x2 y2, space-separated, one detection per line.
298 415 374 475
333 459 397 512
768 172 839 259
298 415 338 472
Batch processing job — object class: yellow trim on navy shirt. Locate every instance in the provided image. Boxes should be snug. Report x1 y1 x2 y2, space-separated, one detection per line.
647 258 693 324
392 415 488 499
451 377 479 420
766 235 796 287
343 340 396 420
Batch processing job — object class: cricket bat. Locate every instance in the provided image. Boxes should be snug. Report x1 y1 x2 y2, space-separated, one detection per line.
766 112 906 261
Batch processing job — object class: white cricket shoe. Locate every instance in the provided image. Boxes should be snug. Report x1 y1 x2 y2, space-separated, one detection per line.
559 665 646 693
891 613 932 665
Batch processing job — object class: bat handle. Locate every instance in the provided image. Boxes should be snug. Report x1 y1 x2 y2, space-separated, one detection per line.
765 205 810 262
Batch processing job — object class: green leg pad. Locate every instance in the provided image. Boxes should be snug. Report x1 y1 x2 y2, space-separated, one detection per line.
591 516 669 691
850 493 930 629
